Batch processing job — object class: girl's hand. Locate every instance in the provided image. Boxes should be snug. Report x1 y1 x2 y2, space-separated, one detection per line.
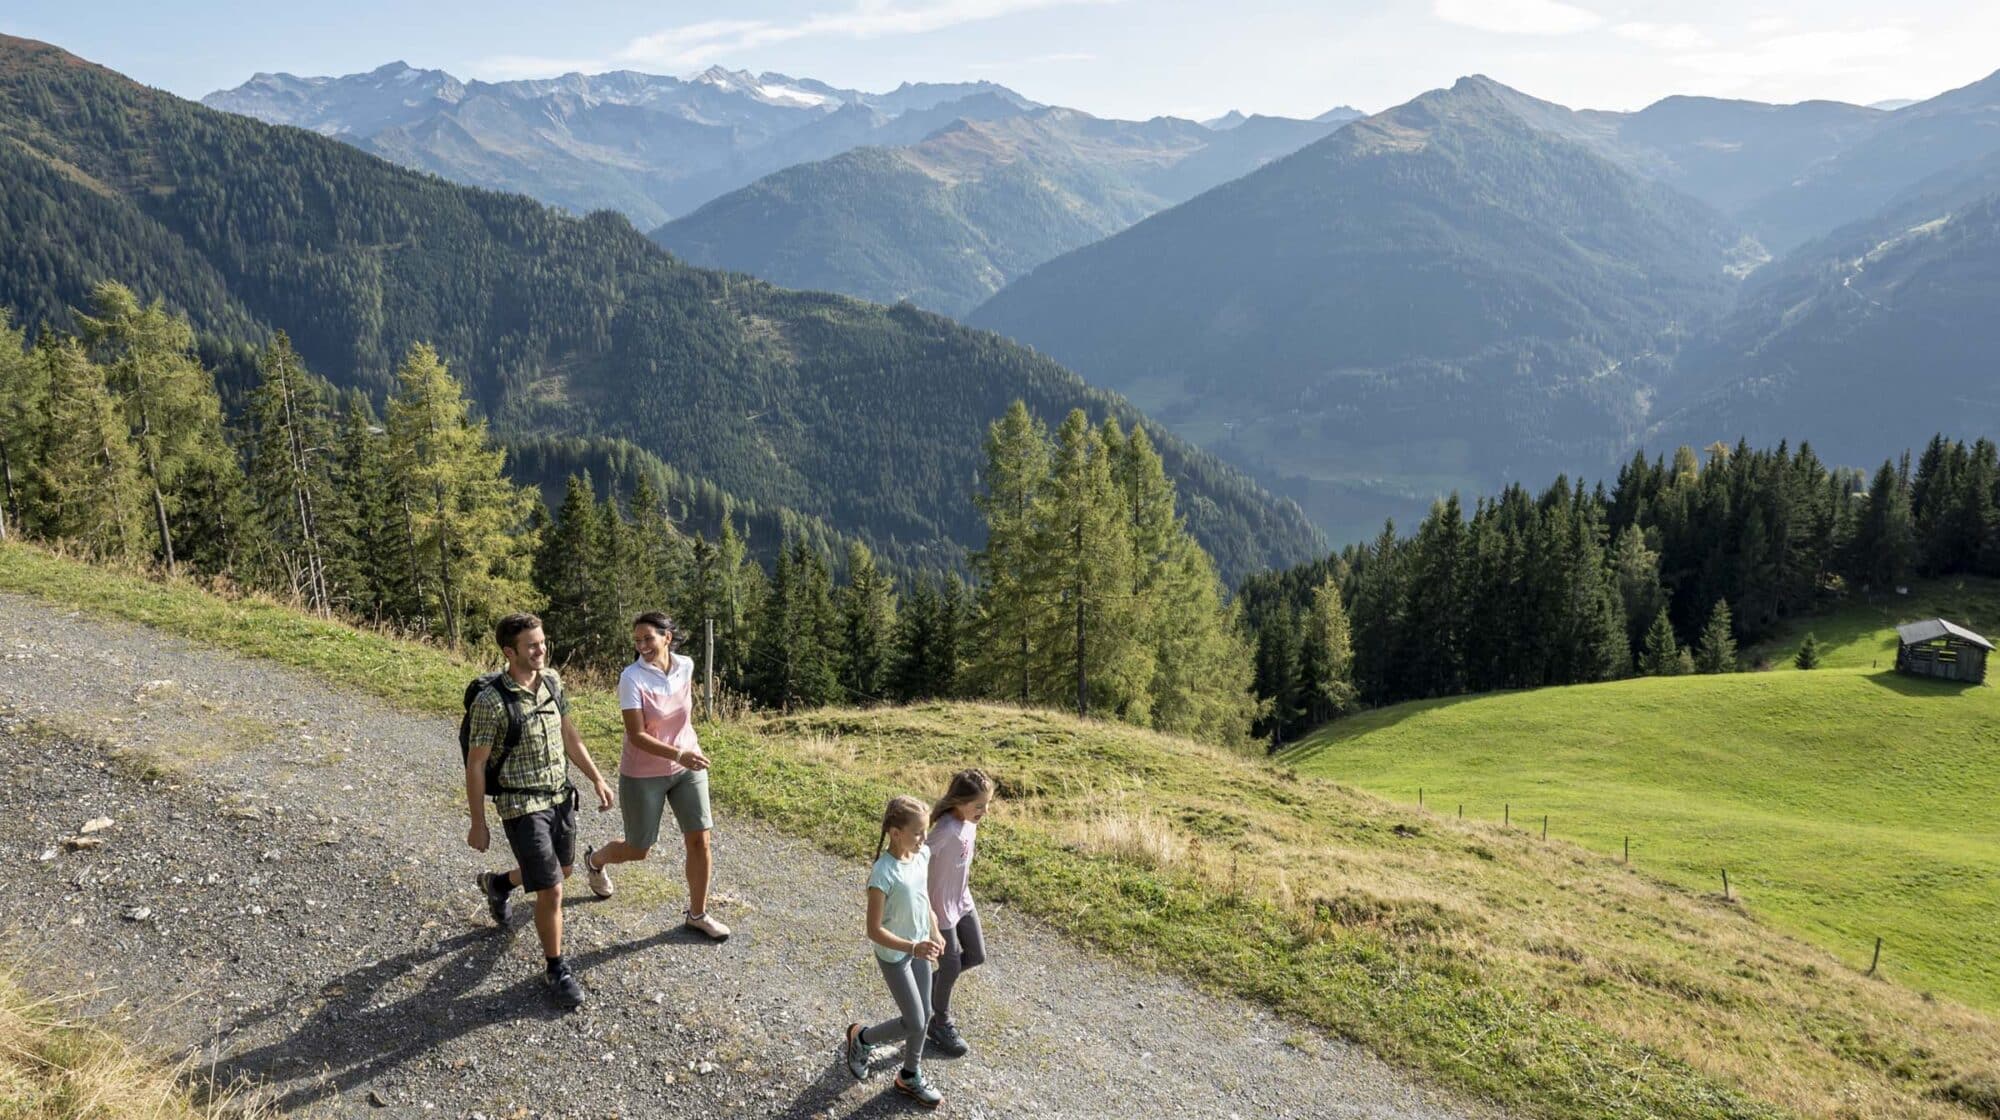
915 938 943 962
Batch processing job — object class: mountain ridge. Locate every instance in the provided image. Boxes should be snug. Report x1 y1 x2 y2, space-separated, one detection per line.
0 33 1323 582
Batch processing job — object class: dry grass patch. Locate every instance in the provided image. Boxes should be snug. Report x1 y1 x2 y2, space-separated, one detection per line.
0 967 256 1120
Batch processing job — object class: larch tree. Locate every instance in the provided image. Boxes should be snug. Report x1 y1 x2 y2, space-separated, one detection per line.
383 343 539 646
79 282 240 576
969 401 1050 706
31 336 152 560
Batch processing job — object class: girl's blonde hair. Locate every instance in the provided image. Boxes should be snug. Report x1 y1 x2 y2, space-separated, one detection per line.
875 794 930 860
932 768 994 828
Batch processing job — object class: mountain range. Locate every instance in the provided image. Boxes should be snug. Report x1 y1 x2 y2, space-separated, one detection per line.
1 34 1323 582
652 107 1357 315
113 43 2000 549
204 61 1361 315
203 62 1037 228
970 69 2000 540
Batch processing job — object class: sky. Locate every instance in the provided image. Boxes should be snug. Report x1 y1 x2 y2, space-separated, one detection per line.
4 0 1998 121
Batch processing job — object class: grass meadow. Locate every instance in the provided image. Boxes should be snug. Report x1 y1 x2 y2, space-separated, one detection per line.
3 543 1998 1119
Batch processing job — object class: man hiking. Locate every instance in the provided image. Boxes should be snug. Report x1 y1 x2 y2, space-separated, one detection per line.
466 612 615 1009
578 612 731 942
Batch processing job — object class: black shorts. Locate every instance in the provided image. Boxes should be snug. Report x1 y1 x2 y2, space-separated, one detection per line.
501 789 576 893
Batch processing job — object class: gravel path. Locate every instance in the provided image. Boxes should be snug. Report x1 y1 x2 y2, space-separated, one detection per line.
0 591 1496 1120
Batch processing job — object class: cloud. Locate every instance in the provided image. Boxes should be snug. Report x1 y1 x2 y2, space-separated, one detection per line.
1672 26 1916 83
619 0 1121 71
966 50 1097 70
1613 22 1711 50
468 54 609 80
1432 0 1602 36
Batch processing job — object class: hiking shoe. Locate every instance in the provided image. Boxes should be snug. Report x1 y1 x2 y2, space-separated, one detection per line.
684 909 730 941
583 845 613 899
547 963 584 1010
927 1018 969 1057
477 871 511 925
894 1069 943 1109
843 1022 870 1080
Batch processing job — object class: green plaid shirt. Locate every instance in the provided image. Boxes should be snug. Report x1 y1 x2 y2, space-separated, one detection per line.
468 670 571 820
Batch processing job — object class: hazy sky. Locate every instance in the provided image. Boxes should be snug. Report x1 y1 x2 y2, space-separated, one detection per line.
6 0 1997 120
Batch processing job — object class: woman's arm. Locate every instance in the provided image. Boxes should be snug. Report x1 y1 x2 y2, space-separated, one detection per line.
620 708 684 761
865 887 921 954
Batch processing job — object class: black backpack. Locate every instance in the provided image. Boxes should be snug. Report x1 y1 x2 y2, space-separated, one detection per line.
458 671 561 796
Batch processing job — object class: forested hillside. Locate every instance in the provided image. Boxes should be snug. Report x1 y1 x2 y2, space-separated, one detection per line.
0 34 1321 582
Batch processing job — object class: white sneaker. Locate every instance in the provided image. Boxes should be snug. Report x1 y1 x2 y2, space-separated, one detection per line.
684 909 730 941
583 845 614 899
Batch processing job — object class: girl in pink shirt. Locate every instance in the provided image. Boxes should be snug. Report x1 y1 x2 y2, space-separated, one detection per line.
924 769 994 1057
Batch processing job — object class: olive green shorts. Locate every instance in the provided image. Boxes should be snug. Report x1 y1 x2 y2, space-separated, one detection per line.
618 770 712 850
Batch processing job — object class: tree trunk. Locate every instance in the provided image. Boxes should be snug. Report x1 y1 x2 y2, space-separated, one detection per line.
0 440 13 543
133 391 176 575
1074 521 1087 718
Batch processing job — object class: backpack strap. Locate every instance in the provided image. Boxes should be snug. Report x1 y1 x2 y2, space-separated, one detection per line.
485 672 562 798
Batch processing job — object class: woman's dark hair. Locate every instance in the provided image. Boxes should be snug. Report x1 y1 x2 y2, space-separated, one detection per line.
632 611 677 657
633 610 676 634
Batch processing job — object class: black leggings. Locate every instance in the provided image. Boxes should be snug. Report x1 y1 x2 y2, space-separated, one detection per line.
930 910 986 1025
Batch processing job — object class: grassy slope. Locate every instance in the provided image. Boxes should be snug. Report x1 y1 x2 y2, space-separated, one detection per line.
1293 580 2000 1014
0 966 234 1119
4 543 1999 1120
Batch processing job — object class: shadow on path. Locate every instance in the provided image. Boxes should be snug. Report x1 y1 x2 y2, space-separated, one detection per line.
212 924 678 1109
775 1051 933 1119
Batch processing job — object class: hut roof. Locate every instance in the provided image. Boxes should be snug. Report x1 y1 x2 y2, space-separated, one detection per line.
1894 618 1995 651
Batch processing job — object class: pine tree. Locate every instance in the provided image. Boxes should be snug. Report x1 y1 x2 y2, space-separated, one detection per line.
1795 633 1821 670
1694 598 1737 674
1564 500 1630 682
32 336 153 560
532 475 603 668
246 334 343 613
748 541 841 711
1035 410 1145 719
935 576 966 700
592 492 651 663
1109 419 1255 742
384 343 540 646
1611 524 1666 651
1402 496 1468 697
1350 522 1407 703
836 541 896 702
1638 608 1683 677
79 282 241 576
969 401 1050 705
333 390 403 620
1849 459 1915 592
0 314 45 542
889 577 945 703
1252 605 1303 736
1299 576 1357 723
628 474 685 612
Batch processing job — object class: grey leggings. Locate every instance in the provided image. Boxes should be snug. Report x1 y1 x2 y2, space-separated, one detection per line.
931 910 986 1025
858 956 933 1074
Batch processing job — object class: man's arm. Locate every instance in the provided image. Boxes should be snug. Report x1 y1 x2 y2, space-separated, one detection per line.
562 715 616 811
464 693 503 851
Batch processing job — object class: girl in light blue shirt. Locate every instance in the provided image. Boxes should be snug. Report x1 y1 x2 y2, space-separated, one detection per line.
843 795 946 1109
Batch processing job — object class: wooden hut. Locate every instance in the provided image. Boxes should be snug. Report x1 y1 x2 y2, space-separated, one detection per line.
1893 619 1992 684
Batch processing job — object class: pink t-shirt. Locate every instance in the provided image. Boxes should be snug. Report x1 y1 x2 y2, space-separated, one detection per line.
616 654 703 779
926 811 977 928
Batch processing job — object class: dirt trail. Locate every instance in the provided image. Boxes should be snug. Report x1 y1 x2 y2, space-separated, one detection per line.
0 591 1494 1119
